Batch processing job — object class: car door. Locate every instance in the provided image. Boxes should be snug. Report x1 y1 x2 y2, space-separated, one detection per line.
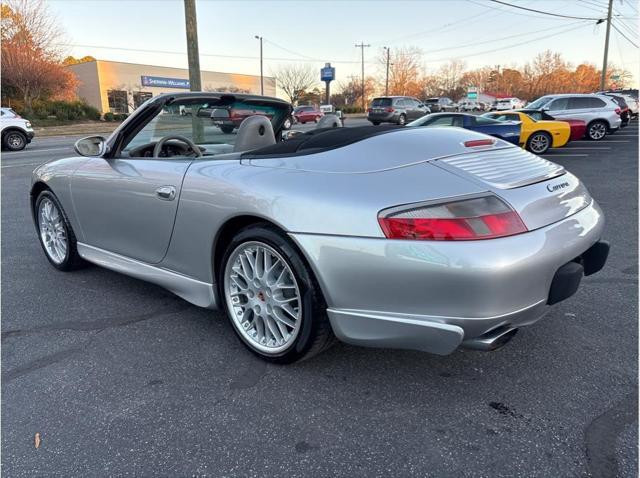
407 99 420 120
545 97 572 120
71 156 192 264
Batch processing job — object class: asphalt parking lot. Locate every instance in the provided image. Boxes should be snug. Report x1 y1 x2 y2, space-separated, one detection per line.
2 119 638 477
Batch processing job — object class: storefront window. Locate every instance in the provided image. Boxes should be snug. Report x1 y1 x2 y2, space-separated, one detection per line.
133 92 152 109
107 90 128 114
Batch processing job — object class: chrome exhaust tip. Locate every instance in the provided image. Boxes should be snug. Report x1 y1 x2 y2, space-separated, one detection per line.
462 327 518 352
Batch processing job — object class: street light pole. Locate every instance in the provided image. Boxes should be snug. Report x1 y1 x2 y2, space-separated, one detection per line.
255 35 264 95
600 0 613 91
384 46 390 96
355 42 370 112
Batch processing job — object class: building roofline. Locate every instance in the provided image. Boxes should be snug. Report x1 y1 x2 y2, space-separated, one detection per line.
65 58 275 80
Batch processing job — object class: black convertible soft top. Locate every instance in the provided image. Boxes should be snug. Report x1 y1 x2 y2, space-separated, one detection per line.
242 124 404 158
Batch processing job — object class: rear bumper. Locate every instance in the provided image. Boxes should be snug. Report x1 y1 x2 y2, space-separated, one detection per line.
290 200 605 355
367 112 398 123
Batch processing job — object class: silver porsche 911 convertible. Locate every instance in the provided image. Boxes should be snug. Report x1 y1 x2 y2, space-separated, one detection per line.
30 92 609 363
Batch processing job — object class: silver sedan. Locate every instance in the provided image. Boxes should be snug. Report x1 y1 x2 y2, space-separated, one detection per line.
30 92 609 363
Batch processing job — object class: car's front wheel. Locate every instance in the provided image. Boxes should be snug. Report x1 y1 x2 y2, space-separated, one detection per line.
34 190 84 271
282 117 292 130
3 130 27 151
220 125 235 134
587 120 607 140
221 225 335 363
526 131 552 154
397 114 406 126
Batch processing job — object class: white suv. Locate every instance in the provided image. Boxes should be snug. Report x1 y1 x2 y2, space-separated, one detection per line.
495 98 524 110
1 107 34 151
527 94 622 140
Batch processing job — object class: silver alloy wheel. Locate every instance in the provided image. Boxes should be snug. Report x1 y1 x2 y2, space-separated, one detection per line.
224 241 302 354
6 132 25 149
38 198 68 264
398 114 406 125
529 133 550 153
589 122 606 140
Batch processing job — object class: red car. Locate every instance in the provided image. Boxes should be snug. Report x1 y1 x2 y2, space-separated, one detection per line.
293 106 323 124
517 109 586 142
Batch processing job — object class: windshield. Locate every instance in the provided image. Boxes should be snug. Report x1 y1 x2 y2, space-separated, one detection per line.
371 98 392 107
426 98 439 103
527 96 553 109
122 97 289 156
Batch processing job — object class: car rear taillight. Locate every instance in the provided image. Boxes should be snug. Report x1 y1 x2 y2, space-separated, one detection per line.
615 107 621 115
385 107 395 112
378 195 528 241
367 108 373 113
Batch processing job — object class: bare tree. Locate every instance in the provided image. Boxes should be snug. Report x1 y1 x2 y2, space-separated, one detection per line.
1 0 76 109
271 64 318 105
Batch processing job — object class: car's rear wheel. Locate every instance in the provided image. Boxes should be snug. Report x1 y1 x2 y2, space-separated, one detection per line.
371 121 380 126
3 130 27 151
587 120 607 140
397 114 406 126
220 125 235 134
35 190 84 271
282 117 292 130
221 225 335 363
526 131 552 154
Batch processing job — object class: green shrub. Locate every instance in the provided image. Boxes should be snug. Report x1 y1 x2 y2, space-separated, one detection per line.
15 100 102 123
103 112 115 122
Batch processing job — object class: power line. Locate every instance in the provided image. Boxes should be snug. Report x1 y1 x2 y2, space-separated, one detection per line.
488 0 605 20
611 22 639 47
428 22 591 63
613 17 639 39
422 20 588 56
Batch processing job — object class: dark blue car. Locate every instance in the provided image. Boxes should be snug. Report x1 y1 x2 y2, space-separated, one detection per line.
407 113 521 145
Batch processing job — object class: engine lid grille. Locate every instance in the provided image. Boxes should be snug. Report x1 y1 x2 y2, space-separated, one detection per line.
435 147 565 189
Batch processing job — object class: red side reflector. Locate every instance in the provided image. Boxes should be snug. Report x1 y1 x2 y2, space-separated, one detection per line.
464 139 496 148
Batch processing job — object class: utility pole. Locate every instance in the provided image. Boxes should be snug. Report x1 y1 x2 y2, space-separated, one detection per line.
383 46 391 96
255 35 264 95
355 42 370 112
600 0 613 91
183 0 201 92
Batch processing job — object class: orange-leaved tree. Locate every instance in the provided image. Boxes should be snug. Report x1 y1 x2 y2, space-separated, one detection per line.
1 0 78 110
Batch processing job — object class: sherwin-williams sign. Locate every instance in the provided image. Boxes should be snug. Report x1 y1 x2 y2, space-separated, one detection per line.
141 76 190 89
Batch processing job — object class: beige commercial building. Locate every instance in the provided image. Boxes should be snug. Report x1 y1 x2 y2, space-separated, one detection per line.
67 60 276 114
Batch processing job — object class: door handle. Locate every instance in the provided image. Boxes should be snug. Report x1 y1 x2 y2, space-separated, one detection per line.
156 186 176 201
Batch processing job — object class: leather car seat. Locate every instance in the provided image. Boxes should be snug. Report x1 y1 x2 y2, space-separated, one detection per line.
233 116 276 152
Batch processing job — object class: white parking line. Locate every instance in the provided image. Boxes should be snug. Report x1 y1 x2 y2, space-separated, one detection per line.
1 147 71 155
542 154 589 157
1 161 44 169
553 147 611 150
574 140 630 143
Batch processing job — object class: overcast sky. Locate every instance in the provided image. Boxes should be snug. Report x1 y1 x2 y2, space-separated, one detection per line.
48 0 639 87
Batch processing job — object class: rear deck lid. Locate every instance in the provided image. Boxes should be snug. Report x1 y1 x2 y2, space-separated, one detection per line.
433 147 591 230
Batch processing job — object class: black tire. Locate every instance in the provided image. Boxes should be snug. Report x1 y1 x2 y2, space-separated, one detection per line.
586 120 607 141
3 130 27 151
397 114 406 126
34 190 85 271
282 117 292 130
371 121 381 126
220 125 235 134
219 224 335 363
526 131 552 154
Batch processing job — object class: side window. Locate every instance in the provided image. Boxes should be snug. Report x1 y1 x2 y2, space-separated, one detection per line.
452 116 464 127
589 97 606 108
548 98 569 111
427 116 455 126
568 97 591 109
506 114 520 121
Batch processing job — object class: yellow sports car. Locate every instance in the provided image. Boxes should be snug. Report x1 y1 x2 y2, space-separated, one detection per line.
483 111 571 154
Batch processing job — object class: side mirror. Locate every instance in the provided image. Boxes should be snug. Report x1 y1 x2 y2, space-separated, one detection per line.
74 136 107 157
210 108 231 121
